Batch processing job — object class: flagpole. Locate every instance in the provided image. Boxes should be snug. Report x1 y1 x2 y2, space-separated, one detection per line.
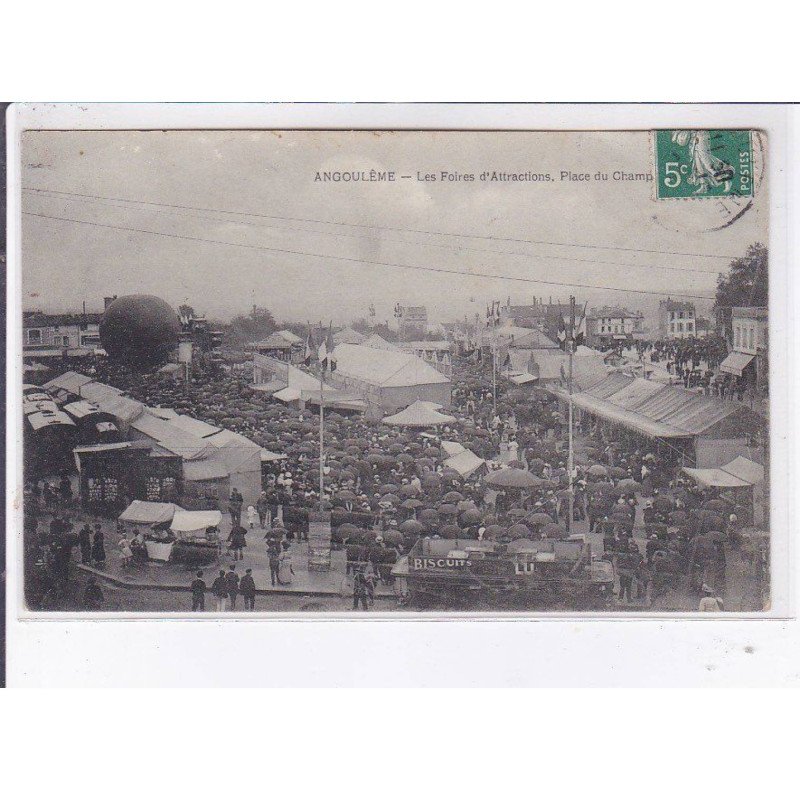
567 295 575 534
492 301 498 415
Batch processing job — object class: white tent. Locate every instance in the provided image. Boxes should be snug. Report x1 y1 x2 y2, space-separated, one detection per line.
119 500 184 525
683 456 765 488
444 449 486 478
382 400 456 427
170 510 223 537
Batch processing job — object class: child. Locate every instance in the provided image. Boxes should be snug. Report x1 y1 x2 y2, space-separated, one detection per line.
118 534 133 569
246 505 257 529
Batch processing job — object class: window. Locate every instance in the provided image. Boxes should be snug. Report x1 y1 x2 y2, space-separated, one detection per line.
686 322 693 331
679 311 684 319
749 329 754 349
62 337 70 347
27 329 42 344
677 322 683 333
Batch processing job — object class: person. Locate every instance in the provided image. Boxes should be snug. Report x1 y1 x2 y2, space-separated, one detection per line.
190 570 206 611
59 474 72 506
91 523 106 566
228 489 243 527
82 576 104 610
225 565 240 610
227 524 247 561
264 538 280 586
211 570 228 612
353 569 369 611
78 523 92 565
256 491 270 528
363 561 377 605
278 541 294 585
698 584 724 612
616 544 639 603
246 505 258 530
118 533 133 570
240 568 256 611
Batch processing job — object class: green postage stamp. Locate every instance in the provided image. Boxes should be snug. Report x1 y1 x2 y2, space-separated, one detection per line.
654 130 754 199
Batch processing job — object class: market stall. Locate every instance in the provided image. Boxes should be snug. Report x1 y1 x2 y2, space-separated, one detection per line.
169 510 223 566
119 500 185 561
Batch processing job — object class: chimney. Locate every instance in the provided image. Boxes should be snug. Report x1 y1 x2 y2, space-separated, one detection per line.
103 295 117 311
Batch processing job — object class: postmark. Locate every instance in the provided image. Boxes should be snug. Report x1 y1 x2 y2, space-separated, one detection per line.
654 129 754 200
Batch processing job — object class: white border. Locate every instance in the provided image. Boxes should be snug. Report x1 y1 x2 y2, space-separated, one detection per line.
6 103 798 686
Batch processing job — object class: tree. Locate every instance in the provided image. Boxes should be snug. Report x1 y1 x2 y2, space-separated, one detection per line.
714 243 768 340
228 306 277 344
351 317 398 341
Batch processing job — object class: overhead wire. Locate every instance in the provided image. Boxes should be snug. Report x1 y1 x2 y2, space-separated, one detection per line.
22 210 718 301
22 185 737 268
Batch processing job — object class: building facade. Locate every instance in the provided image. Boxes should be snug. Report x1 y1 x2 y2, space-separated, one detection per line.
658 299 696 339
396 305 428 340
23 311 103 357
586 306 644 346
500 297 571 330
720 307 768 393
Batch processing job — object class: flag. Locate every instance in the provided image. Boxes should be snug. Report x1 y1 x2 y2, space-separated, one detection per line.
557 316 567 351
304 325 316 366
574 302 588 347
318 322 336 373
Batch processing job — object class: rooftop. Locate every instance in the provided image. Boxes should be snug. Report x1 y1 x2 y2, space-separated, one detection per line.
23 311 104 327
333 344 451 387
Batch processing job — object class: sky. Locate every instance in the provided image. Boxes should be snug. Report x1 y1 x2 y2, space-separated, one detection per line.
21 129 768 328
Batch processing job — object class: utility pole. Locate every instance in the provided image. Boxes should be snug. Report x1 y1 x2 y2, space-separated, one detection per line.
319 363 325 512
567 295 575 534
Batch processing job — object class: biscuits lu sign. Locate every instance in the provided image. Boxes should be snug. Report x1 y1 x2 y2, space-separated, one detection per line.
654 130 754 199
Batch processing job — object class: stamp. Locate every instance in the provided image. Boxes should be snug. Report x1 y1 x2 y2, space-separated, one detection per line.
654 129 754 199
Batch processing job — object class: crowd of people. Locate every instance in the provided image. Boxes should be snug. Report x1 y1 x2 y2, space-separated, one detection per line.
25 341 764 612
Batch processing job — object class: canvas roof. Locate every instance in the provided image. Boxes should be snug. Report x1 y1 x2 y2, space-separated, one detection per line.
299 389 368 411
529 349 608 388
724 456 765 484
508 372 538 385
63 400 104 419
441 440 467 457
171 510 223 532
334 344 451 388
563 374 759 439
171 414 222 439
182 459 230 481
148 407 180 420
119 500 184 525
273 386 302 402
130 412 216 460
719 351 756 376
44 370 94 395
682 457 764 488
79 381 145 424
361 334 399 351
333 327 367 345
27 410 75 430
261 449 287 462
382 400 456 427
444 449 485 477
204 429 263 474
